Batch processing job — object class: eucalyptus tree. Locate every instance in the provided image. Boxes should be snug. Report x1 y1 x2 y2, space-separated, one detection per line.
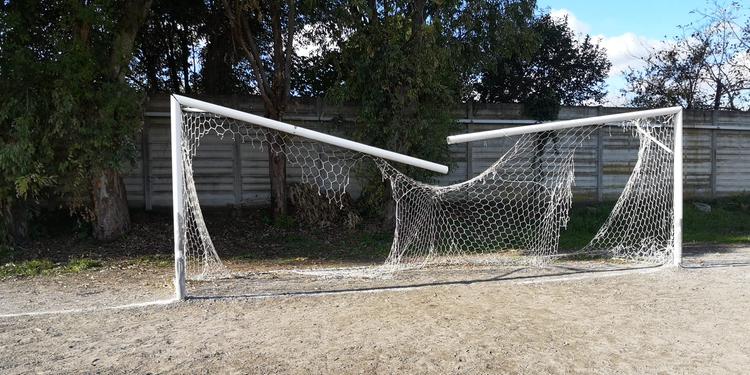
0 0 152 244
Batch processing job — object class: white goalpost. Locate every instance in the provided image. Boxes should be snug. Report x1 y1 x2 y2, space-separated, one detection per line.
171 94 683 300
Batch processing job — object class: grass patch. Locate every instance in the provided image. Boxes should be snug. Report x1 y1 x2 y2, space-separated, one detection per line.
131 255 172 268
0 258 105 278
345 231 392 260
560 196 750 249
559 204 616 249
64 258 102 273
0 259 55 278
683 196 750 244
231 226 392 263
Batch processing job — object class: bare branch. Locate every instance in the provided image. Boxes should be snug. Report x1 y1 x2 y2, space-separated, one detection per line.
222 0 274 110
283 0 296 104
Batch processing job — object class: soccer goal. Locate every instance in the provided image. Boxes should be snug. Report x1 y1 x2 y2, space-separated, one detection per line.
170 95 449 299
171 94 683 300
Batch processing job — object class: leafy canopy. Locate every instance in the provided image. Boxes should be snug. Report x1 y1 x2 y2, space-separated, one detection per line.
0 1 143 224
623 2 750 110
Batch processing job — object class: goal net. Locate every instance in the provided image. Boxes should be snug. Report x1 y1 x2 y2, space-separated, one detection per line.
382 113 679 268
171 95 682 297
170 96 448 288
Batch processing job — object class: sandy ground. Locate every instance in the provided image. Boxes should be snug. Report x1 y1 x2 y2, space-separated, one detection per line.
1 245 749 374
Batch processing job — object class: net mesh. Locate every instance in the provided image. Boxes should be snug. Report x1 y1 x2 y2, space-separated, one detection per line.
180 112 365 279
378 116 675 269
178 108 676 280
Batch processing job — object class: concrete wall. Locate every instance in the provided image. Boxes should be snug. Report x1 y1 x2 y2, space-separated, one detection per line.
124 95 750 208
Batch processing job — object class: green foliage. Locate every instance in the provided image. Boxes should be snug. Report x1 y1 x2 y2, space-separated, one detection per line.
0 1 144 245
622 39 711 109
329 2 458 167
0 259 55 278
0 0 619 245
241 227 391 262
260 211 297 228
0 257 102 278
0 244 18 264
64 258 102 273
522 88 561 121
559 203 616 250
294 1 612 213
130 0 209 94
443 0 610 106
322 2 459 213
273 214 297 229
131 254 172 268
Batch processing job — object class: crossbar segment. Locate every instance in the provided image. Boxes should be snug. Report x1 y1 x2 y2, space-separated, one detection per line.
446 106 682 144
173 95 449 174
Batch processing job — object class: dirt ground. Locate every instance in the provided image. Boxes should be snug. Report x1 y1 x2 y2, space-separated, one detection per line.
1 245 749 374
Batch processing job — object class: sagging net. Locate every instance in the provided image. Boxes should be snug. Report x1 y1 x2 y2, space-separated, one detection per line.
179 111 366 280
378 116 675 268
179 109 675 280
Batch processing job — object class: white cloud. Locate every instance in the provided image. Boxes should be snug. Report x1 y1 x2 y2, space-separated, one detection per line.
594 33 667 106
594 32 665 78
549 8 590 35
550 9 669 105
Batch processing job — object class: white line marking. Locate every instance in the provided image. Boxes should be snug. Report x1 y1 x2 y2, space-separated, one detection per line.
0 299 176 319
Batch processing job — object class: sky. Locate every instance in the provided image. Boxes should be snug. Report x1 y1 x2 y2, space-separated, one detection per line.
537 0 711 105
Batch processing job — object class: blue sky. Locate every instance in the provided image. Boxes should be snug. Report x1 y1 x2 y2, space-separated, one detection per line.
537 0 711 105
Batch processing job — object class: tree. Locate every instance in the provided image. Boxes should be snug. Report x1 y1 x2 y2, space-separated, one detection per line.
130 0 254 96
622 40 710 109
222 0 299 219
93 0 153 240
623 2 750 110
295 1 458 223
450 1 610 115
0 0 151 244
312 1 610 125
327 1 457 163
292 1 610 223
129 0 205 94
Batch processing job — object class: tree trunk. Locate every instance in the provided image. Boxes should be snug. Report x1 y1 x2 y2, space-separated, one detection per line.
713 80 723 110
91 169 130 241
267 112 288 218
88 0 150 241
269 146 288 218
382 179 396 230
2 200 29 246
223 0 291 219
9 201 29 244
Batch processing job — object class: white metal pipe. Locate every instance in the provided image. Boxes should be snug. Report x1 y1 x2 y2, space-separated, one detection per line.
634 125 673 155
170 96 187 300
173 95 449 174
446 106 683 144
456 119 537 125
673 109 683 267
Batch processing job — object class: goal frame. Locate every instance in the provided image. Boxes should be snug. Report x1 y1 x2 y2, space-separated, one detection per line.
170 95 449 300
447 106 684 269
